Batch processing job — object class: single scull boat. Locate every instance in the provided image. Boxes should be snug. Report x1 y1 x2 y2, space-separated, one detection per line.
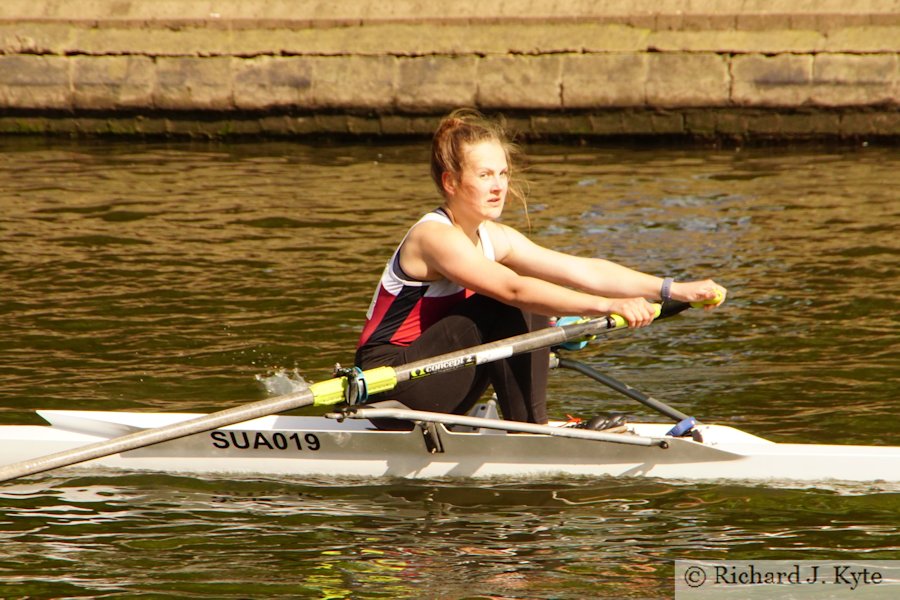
1 302 896 485
0 398 897 484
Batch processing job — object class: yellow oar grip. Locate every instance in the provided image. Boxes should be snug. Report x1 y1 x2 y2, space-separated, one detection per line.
610 303 662 328
361 366 398 395
309 366 398 407
690 290 725 309
309 378 346 406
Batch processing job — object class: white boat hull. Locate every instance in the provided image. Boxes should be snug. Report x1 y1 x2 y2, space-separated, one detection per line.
1 409 898 484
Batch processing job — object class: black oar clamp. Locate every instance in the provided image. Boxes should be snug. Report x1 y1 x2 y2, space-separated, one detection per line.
333 364 368 405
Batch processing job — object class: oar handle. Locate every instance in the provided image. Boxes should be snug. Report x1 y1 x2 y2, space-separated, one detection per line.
690 290 725 309
610 290 723 326
647 291 723 323
608 300 676 328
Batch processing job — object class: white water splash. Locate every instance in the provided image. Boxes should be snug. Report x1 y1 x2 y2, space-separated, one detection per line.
255 369 310 397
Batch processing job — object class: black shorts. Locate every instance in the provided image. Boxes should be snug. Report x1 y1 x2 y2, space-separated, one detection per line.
356 294 549 424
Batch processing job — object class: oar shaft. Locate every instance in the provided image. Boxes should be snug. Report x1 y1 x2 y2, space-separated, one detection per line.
391 316 616 383
0 389 317 484
555 357 690 422
0 315 621 483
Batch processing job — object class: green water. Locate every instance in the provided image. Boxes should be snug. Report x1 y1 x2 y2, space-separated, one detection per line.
0 138 897 598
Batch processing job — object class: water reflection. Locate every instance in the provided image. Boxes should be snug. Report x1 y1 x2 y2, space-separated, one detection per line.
1 474 897 598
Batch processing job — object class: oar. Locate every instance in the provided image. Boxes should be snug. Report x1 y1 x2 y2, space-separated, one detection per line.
553 357 690 422
0 297 719 483
555 298 721 432
0 308 666 483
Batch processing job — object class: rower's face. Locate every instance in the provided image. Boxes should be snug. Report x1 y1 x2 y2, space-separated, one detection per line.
446 140 509 219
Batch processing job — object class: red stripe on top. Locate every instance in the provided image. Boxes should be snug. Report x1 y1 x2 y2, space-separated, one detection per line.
357 209 492 349
358 285 469 348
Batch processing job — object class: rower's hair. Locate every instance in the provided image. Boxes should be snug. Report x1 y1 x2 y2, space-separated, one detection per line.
430 108 529 226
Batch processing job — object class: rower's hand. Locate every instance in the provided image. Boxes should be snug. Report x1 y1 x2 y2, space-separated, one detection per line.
672 279 727 310
608 297 658 328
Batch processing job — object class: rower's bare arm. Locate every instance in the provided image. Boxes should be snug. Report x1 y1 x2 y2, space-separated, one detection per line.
411 223 657 324
492 223 726 307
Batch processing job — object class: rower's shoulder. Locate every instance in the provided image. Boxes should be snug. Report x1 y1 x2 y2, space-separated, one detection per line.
482 221 527 260
407 216 457 241
404 218 470 259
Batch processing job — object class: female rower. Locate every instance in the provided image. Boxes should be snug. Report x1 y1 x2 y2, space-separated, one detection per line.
355 109 726 426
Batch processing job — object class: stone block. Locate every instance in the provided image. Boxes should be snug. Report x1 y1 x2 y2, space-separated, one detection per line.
776 112 841 136
648 111 686 134
234 27 381 57
654 13 685 32
379 115 416 135
619 110 685 134
679 14 737 31
500 115 531 138
476 55 561 109
742 112 785 135
735 13 788 31
229 29 313 57
217 115 262 137
839 111 900 136
707 111 751 136
403 116 443 135
683 110 719 135
589 111 626 134
231 24 498 57
0 23 75 54
396 56 477 112
313 114 352 134
311 56 395 110
649 30 824 54
341 23 646 56
646 53 730 107
280 116 322 135
0 55 71 109
345 115 383 135
741 111 839 137
811 53 897 106
131 115 169 136
578 24 650 53
824 26 900 52
0 116 51 134
257 115 297 134
164 117 217 137
814 13 872 31
625 16 657 29
530 114 594 136
381 24 493 55
74 26 232 56
562 53 647 108
153 57 233 110
732 54 814 106
72 55 155 110
232 56 313 110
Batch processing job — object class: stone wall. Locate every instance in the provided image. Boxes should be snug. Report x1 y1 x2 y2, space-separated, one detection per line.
0 0 898 139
